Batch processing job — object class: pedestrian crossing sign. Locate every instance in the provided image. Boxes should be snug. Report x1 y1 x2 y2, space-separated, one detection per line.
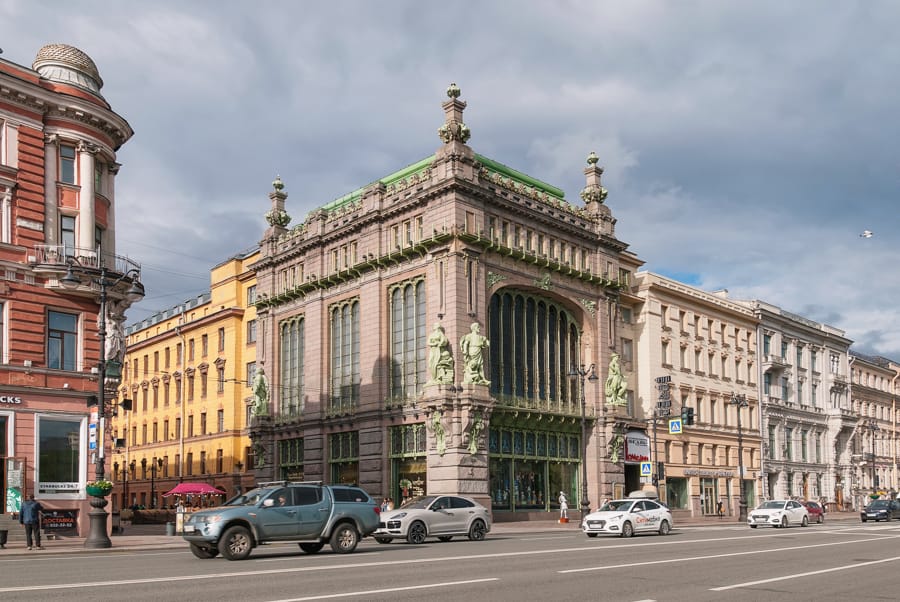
640 462 652 476
669 418 683 434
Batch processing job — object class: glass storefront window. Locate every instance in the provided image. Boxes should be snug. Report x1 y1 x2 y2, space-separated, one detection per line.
665 477 689 509
37 416 83 495
395 459 426 505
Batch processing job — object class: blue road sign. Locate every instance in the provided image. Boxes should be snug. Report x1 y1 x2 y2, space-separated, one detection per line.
640 462 652 476
669 418 683 434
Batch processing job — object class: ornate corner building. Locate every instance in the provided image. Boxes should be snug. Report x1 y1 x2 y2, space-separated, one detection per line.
0 45 140 535
248 85 644 518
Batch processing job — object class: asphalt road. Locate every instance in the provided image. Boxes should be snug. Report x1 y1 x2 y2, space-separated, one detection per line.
3 521 899 602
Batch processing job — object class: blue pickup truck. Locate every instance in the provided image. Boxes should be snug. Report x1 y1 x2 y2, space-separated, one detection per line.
182 481 381 560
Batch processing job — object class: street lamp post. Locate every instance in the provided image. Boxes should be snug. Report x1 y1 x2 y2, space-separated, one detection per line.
862 420 879 494
60 259 144 548
730 393 749 522
145 458 163 509
568 364 598 519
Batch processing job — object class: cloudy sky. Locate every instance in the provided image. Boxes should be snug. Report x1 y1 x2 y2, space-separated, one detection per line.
4 1 899 358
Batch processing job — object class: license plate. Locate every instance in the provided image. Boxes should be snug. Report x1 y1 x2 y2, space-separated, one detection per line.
183 524 195 533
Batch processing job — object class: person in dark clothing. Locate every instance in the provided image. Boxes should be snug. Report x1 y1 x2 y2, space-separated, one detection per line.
20 494 44 550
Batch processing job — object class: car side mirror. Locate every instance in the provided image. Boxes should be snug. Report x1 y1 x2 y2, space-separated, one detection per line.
263 499 274 507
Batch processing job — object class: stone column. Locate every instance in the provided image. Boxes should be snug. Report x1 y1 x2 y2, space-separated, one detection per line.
422 383 494 510
43 134 59 245
77 141 97 258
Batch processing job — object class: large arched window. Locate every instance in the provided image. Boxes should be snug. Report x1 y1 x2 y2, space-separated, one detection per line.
330 299 360 414
489 290 580 412
280 316 305 417
390 279 427 400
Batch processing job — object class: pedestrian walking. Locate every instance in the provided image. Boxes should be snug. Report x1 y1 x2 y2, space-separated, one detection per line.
20 494 44 550
558 491 569 520
0 525 7 549
716 499 725 519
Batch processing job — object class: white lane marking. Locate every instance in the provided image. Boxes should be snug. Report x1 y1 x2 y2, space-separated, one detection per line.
558 534 900 573
0 531 890 592
710 556 900 591
256 552 381 563
267 578 499 601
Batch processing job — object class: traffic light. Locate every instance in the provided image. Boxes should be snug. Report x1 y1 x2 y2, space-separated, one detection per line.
681 407 695 425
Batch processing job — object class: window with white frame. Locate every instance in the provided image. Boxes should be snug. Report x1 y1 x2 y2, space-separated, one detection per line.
47 310 78 371
59 144 76 184
36 415 83 495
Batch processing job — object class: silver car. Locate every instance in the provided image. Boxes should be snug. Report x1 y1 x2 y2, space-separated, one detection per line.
373 495 491 544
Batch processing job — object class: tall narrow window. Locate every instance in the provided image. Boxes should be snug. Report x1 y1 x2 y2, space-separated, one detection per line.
280 317 305 417
330 299 360 415
61 215 76 256
390 280 427 400
247 320 257 344
47 310 78 370
60 144 76 184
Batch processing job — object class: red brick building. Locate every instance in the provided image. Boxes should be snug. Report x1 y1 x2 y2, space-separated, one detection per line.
0 44 140 537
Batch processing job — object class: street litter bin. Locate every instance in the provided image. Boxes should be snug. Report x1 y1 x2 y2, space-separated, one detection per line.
166 522 176 536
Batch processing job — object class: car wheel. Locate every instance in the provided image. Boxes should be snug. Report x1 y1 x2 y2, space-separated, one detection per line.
801 515 809 527
468 519 488 542
299 542 324 554
189 543 218 559
749 524 758 528
437 536 453 542
658 520 671 536
374 537 393 544
621 521 634 538
586 533 598 538
862 517 867 523
330 523 359 554
407 521 427 544
218 525 253 561
818 514 824 524
780 516 788 529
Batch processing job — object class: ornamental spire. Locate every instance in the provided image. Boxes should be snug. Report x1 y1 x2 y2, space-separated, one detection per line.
437 83 471 144
579 151 608 207
265 175 291 231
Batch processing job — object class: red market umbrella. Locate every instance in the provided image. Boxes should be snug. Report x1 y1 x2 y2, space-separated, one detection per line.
163 482 224 497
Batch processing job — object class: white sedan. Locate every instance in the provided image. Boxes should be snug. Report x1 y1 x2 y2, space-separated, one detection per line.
373 495 491 544
581 498 673 537
748 500 809 528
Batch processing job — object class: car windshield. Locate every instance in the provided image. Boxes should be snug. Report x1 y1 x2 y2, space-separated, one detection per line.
758 501 786 510
599 500 633 512
868 500 890 509
223 488 270 506
400 496 437 510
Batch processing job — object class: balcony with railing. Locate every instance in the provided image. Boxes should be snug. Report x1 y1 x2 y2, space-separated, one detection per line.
31 244 141 280
762 353 789 372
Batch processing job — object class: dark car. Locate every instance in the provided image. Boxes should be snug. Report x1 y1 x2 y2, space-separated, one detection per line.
800 501 825 524
861 499 900 522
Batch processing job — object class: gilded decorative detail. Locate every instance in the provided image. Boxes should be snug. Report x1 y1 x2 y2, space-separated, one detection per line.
579 298 597 315
438 120 471 144
534 272 552 290
265 208 291 228
487 271 507 288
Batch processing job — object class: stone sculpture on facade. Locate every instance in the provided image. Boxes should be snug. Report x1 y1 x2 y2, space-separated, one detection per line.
604 353 628 407
460 322 490 385
426 323 454 385
466 412 485 455
431 409 446 456
251 367 269 416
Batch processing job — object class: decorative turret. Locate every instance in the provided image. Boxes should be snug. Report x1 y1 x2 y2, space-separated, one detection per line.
437 83 471 144
579 152 616 236
265 176 291 234
579 152 608 209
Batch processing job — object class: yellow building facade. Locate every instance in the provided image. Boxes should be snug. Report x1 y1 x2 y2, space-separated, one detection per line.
109 248 259 509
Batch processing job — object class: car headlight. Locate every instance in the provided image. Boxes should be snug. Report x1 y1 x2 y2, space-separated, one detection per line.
609 514 623 521
389 512 408 520
192 514 223 524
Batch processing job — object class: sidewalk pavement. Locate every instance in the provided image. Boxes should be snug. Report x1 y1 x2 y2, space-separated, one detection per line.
0 512 862 557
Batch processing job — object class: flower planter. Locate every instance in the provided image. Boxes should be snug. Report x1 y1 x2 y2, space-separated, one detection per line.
86 485 112 497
